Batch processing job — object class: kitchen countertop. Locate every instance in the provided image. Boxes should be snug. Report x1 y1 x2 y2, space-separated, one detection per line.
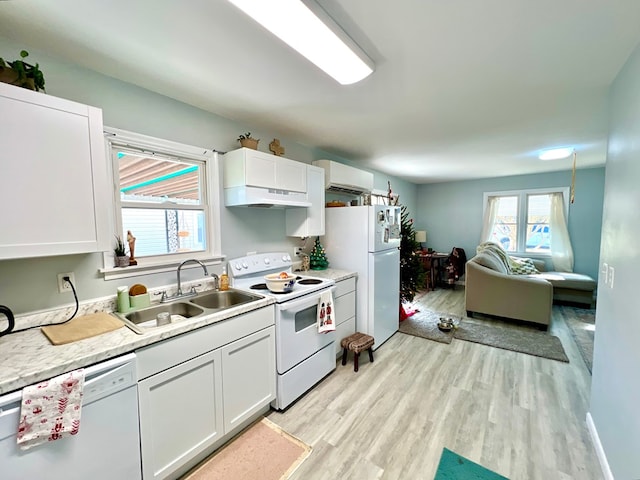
295 268 356 283
0 270 356 396
0 292 274 396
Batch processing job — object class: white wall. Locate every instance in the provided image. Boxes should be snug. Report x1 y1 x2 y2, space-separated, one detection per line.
589 43 640 479
0 36 417 314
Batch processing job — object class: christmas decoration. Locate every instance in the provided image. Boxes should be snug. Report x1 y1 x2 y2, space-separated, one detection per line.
310 236 329 270
400 205 425 304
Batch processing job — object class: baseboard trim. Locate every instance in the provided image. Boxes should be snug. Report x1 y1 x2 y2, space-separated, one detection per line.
586 412 614 480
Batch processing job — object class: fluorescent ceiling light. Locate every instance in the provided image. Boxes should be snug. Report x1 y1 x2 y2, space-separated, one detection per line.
227 0 374 85
539 147 574 161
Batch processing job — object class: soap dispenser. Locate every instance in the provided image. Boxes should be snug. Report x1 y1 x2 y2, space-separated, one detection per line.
220 267 229 291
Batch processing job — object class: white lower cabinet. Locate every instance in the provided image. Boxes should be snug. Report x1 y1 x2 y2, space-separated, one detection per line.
138 349 224 480
333 277 357 357
136 307 276 480
221 327 276 433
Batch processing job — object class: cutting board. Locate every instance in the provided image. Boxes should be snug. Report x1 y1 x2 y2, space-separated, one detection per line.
41 312 124 345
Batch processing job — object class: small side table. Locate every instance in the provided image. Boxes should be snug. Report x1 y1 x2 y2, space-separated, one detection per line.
418 252 450 290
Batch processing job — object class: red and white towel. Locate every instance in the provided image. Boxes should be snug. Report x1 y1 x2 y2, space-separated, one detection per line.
17 369 85 450
317 290 336 334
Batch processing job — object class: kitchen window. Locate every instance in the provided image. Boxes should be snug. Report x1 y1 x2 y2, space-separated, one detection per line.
482 187 569 256
102 128 222 278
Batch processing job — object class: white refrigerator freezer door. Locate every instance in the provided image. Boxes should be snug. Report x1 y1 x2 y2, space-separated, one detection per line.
369 205 402 252
367 248 400 349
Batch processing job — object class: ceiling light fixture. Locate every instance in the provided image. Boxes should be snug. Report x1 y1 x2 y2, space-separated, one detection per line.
538 147 574 161
226 0 374 85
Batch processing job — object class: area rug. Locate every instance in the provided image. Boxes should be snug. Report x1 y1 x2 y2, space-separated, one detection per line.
563 306 595 373
182 417 311 480
398 308 459 344
399 309 569 363
434 448 508 479
454 320 569 363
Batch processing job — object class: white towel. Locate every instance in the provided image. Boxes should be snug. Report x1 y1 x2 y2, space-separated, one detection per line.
318 290 336 334
17 369 85 450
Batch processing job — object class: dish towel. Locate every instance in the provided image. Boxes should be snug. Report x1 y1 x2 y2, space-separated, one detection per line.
17 369 85 450
317 290 336 334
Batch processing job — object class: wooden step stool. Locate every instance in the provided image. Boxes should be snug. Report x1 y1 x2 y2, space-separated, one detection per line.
340 332 375 372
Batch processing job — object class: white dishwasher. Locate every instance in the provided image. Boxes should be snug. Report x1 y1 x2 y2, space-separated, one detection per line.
0 352 141 480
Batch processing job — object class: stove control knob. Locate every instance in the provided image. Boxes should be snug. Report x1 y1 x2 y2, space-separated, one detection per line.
264 258 270 265
283 255 290 262
233 263 242 271
242 262 248 269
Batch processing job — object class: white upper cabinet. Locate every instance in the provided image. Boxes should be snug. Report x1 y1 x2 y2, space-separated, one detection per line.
286 164 325 237
223 148 306 193
0 83 109 259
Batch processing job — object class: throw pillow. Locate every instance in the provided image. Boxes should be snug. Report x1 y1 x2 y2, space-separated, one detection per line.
511 257 539 275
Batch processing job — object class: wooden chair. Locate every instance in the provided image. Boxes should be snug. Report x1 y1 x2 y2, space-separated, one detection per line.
418 253 434 291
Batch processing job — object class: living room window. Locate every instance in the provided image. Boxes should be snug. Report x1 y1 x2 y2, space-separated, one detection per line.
102 127 222 279
482 187 569 256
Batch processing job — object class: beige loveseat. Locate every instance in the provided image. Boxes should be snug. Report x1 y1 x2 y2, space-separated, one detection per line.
465 250 596 329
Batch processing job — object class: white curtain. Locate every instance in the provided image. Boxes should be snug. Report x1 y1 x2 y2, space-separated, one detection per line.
480 196 498 243
549 192 574 272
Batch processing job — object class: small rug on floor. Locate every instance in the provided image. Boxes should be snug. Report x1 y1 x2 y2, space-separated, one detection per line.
182 417 311 480
434 448 508 479
563 306 595 373
454 319 569 363
398 308 460 344
400 309 569 363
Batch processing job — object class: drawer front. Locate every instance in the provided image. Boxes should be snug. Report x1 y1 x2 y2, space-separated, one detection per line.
334 277 356 297
334 316 356 357
335 291 355 325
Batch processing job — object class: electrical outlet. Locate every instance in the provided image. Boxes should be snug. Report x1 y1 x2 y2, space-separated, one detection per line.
293 247 304 257
57 272 75 293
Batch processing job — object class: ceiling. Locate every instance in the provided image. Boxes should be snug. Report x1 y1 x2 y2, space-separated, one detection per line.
2 0 640 184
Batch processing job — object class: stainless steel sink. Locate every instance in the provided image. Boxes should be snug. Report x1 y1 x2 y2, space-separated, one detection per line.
119 302 204 334
190 289 263 310
117 288 264 334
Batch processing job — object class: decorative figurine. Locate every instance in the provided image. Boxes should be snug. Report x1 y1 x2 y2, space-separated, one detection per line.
269 138 285 156
127 230 138 266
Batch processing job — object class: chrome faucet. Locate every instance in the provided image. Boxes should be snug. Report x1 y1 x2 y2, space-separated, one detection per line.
160 259 209 303
177 259 209 296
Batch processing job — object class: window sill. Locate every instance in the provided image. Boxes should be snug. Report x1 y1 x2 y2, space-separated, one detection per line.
100 255 225 281
511 252 551 259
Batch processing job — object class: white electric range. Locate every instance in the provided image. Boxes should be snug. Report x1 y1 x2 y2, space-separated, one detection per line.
228 252 336 410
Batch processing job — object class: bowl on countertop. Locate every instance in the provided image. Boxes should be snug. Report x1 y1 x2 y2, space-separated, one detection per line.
264 273 296 293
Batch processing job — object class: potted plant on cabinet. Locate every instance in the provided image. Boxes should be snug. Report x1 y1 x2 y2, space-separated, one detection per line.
237 132 259 150
0 50 46 92
114 236 129 267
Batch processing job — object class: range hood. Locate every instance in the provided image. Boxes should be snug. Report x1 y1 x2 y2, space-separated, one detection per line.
312 159 374 195
224 185 311 208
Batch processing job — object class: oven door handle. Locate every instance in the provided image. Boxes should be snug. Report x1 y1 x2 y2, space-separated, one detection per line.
278 287 336 312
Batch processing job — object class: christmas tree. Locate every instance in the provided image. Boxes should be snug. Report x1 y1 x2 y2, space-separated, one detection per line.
400 205 425 304
310 236 329 270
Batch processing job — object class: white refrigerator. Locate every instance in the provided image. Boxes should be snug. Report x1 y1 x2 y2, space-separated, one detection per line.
323 205 401 350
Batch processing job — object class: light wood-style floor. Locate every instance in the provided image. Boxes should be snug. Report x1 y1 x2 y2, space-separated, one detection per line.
267 287 601 480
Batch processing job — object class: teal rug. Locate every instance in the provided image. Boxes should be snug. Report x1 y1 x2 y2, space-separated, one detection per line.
434 448 508 479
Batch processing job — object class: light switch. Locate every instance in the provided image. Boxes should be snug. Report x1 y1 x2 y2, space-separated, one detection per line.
609 266 615 288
